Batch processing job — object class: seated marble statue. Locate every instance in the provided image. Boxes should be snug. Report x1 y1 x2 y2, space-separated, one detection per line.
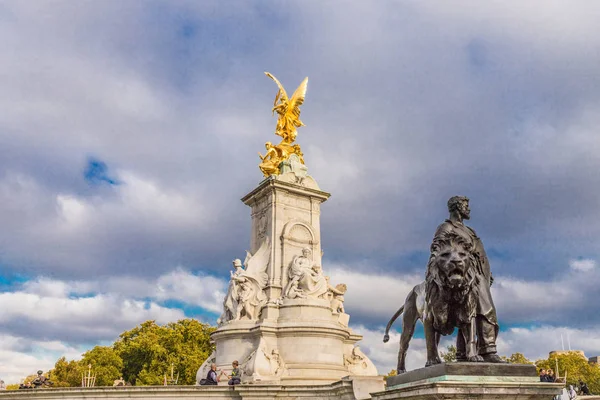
283 248 327 299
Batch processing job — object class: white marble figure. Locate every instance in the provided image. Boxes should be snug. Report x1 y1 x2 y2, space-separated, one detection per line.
239 341 286 380
344 346 368 370
218 238 270 325
285 276 307 299
326 279 347 314
343 346 378 376
283 247 328 299
265 349 287 377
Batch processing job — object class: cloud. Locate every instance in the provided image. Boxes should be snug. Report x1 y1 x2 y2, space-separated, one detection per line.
1 0 600 386
0 333 85 385
0 168 221 278
0 0 599 282
328 266 422 324
569 259 596 272
0 267 225 384
326 262 600 328
0 269 224 344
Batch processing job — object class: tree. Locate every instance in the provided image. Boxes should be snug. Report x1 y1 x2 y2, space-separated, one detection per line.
440 345 457 363
50 356 85 387
503 352 533 365
384 369 397 382
38 318 215 387
536 351 600 394
80 346 123 386
114 319 215 385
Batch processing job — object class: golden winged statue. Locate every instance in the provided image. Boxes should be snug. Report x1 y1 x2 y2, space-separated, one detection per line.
258 72 308 177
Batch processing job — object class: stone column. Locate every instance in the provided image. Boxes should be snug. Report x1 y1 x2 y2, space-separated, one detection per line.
241 173 330 302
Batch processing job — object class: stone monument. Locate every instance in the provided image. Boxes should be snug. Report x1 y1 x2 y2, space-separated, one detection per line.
196 72 381 389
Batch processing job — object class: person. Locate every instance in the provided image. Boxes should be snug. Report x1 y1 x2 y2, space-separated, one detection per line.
546 369 555 382
227 361 241 386
200 363 219 386
429 196 502 362
568 385 577 400
539 369 547 382
0 380 6 390
579 380 590 395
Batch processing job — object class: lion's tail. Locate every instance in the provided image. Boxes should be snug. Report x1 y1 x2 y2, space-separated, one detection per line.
383 305 405 342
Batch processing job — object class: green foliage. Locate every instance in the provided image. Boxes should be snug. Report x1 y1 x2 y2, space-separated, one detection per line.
51 356 84 387
440 345 457 363
5 383 20 390
20 319 216 387
383 369 397 381
81 346 123 386
502 352 533 365
535 351 600 394
114 319 215 386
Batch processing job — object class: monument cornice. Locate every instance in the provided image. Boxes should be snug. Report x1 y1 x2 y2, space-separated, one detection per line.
241 177 330 206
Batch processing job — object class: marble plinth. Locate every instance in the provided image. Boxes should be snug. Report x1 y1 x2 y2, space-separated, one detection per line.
372 363 563 400
0 377 381 400
201 170 381 385
207 298 378 384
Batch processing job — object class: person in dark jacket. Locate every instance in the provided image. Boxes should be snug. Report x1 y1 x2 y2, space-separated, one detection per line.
200 364 219 385
539 369 547 382
579 381 590 395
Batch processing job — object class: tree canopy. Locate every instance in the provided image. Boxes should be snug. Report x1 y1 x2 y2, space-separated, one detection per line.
536 351 600 394
114 319 215 385
12 319 215 388
502 352 533 365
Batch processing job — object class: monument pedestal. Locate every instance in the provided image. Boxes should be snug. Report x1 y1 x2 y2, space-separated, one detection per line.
197 168 381 390
372 363 563 400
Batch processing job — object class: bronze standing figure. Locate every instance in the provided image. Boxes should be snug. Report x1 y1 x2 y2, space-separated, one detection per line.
384 196 503 373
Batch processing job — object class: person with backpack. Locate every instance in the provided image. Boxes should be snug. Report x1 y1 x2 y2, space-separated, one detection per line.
199 364 219 386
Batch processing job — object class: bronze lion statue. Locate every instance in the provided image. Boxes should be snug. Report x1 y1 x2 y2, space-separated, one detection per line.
383 232 482 373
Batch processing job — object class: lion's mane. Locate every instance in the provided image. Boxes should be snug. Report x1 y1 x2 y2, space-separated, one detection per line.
425 232 479 335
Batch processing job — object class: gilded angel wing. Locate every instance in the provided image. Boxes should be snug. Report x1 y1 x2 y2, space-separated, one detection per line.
242 237 270 288
286 77 308 127
264 72 288 106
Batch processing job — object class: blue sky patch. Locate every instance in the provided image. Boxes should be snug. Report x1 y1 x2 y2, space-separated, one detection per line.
159 299 220 321
84 158 119 186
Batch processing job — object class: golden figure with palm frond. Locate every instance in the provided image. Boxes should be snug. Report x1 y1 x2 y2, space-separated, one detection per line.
258 72 308 177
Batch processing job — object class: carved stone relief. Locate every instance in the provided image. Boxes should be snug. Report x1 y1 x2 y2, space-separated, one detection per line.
256 210 268 240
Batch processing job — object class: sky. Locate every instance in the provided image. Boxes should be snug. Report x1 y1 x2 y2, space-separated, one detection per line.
1 0 600 384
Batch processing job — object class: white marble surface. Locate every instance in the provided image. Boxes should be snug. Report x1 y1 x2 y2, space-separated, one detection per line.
0 377 384 399
204 175 378 384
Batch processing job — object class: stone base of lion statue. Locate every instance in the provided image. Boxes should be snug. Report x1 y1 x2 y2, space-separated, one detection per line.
372 363 563 400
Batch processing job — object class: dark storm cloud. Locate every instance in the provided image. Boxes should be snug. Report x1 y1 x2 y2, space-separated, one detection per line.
0 1 599 315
